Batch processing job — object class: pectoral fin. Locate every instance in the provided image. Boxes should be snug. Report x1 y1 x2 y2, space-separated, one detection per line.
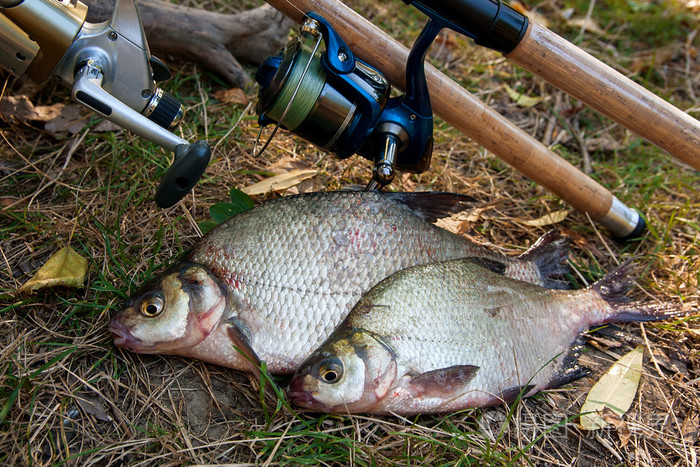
226 318 263 380
406 365 479 398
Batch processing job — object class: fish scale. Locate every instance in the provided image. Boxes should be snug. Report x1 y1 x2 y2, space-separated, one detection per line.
110 191 571 374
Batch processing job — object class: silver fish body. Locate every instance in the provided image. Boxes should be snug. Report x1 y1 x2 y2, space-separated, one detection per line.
110 191 570 374
290 259 681 414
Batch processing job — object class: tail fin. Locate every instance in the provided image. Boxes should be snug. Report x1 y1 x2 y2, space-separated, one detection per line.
518 230 571 289
593 262 685 322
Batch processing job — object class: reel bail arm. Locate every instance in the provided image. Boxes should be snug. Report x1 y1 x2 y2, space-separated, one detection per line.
255 12 390 161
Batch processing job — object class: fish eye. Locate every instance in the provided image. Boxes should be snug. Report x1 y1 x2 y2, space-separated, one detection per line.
318 358 343 384
139 295 164 317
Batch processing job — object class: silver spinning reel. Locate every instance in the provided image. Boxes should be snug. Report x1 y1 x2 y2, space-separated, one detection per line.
0 0 211 207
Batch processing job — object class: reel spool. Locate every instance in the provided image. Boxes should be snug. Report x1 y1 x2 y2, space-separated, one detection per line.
255 19 390 160
255 13 436 189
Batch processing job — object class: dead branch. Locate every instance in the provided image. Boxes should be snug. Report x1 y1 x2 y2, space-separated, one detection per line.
84 0 294 87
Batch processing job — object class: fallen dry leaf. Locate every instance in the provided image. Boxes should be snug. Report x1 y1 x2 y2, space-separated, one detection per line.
19 246 89 294
0 196 25 208
629 44 684 74
75 395 113 422
584 135 625 154
580 345 644 430
503 83 544 108
266 157 314 174
0 95 117 136
44 104 88 137
241 169 318 195
521 210 570 227
651 347 688 376
567 17 606 35
681 412 699 444
601 407 631 447
436 207 491 234
0 95 65 123
212 88 249 105
93 119 122 133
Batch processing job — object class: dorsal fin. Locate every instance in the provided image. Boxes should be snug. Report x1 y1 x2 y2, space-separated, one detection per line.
382 192 475 223
517 230 572 289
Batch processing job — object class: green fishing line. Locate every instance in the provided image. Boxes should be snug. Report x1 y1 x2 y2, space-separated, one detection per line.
266 45 326 131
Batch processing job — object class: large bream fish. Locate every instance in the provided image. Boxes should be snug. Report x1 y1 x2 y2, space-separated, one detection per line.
290 259 683 414
109 191 570 374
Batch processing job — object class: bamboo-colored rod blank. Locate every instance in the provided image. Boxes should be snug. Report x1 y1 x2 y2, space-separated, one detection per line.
265 0 615 219
507 22 700 170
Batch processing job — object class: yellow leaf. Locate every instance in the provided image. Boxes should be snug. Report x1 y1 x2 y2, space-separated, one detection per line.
580 346 645 430
241 169 318 196
503 84 544 108
521 210 570 227
19 246 88 294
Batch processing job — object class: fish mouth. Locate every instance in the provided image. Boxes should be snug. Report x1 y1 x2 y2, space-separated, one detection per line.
108 319 150 352
288 389 317 409
288 377 327 412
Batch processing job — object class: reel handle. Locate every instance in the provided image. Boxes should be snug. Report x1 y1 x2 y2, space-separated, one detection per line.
1 0 211 207
366 133 400 191
72 62 186 150
72 62 211 207
155 140 211 208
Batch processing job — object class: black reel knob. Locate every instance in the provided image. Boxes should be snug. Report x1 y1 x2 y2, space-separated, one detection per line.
144 88 184 129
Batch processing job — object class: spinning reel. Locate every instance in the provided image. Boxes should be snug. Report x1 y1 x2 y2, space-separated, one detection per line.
255 13 436 190
0 0 211 207
255 2 528 190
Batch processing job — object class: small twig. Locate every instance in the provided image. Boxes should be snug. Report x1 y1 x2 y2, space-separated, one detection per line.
585 212 620 266
572 118 593 175
684 28 698 102
639 323 667 380
260 419 293 467
0 243 18 288
195 66 209 141
212 100 254 154
576 0 597 41
595 433 623 462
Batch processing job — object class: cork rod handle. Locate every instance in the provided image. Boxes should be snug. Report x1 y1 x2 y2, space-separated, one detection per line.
506 22 700 170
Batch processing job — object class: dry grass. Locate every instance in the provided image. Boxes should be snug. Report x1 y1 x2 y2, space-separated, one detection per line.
1 0 699 465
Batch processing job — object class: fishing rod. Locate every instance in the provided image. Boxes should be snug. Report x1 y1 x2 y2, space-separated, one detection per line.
407 0 699 168
258 0 699 240
2 0 697 237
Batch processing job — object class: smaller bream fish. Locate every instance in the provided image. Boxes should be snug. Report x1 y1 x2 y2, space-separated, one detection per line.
290 259 683 415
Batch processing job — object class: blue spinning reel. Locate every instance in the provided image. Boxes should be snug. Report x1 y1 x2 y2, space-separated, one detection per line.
255 0 529 189
255 13 436 189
